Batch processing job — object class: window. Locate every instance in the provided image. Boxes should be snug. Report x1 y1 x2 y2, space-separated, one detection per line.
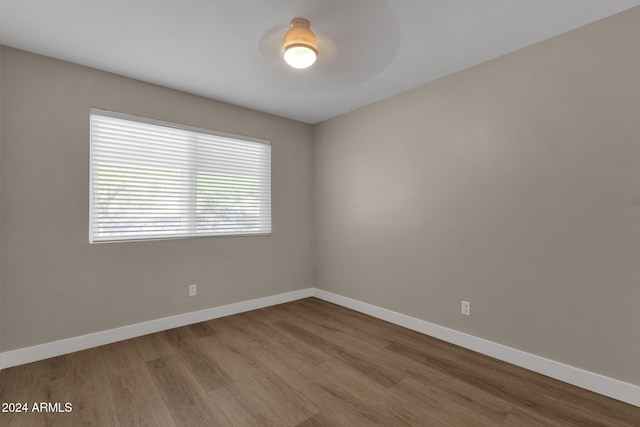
90 109 271 243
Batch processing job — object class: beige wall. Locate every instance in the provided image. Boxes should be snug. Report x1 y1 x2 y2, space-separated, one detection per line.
314 8 640 385
0 47 313 352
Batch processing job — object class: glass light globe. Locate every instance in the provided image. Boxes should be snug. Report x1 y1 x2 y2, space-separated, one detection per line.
283 45 318 69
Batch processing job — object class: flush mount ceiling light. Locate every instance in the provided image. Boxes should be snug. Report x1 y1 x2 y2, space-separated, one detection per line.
282 18 318 69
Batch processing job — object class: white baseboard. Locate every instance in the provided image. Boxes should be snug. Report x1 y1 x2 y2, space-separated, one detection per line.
312 288 640 408
0 288 313 370
1 286 638 408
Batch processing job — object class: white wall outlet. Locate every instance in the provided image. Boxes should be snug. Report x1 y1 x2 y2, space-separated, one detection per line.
189 284 197 297
461 300 471 316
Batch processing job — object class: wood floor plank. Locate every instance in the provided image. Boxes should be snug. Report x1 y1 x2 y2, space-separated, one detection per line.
133 332 176 362
387 330 638 425
297 298 402 338
162 326 199 350
277 302 342 336
295 412 348 427
0 355 69 427
289 363 386 426
241 305 288 325
326 328 515 423
65 347 121 427
205 315 263 352
237 312 330 370
312 359 454 426
0 356 66 401
2 297 638 426
249 343 319 382
292 298 393 348
392 376 504 426
198 333 262 381
388 355 514 423
186 321 217 338
163 327 234 392
275 319 405 388
209 382 288 426
200 330 320 425
145 354 230 426
203 338 319 425
103 339 145 372
5 380 68 427
386 340 633 426
116 399 177 427
107 360 163 410
103 340 165 410
502 406 566 427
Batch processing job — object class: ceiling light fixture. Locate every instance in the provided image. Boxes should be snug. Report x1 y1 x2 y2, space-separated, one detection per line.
282 18 318 69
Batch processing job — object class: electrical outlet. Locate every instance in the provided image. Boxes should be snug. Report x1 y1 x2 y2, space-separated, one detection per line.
189 284 197 297
461 300 470 316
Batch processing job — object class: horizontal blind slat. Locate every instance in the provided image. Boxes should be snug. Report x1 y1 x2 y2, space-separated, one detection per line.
90 111 271 242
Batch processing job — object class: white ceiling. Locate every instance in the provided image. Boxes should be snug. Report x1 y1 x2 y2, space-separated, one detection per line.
1 1 639 124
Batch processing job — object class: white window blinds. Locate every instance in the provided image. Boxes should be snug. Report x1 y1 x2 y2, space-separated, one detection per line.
90 109 271 243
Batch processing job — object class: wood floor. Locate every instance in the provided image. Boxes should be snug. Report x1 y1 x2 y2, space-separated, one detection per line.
1 298 638 426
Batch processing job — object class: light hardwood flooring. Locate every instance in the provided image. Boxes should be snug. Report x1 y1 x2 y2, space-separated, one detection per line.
1 297 639 426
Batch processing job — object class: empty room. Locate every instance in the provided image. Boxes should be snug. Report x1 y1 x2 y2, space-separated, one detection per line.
1 1 640 426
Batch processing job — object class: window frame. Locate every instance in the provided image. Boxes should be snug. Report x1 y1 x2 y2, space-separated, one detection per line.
89 108 272 243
